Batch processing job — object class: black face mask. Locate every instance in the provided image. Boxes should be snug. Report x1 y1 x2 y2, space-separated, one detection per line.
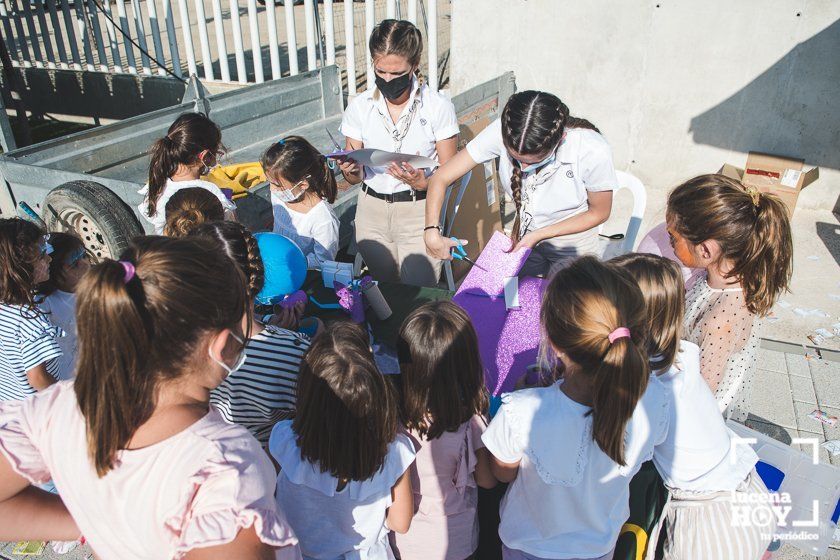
375 72 412 101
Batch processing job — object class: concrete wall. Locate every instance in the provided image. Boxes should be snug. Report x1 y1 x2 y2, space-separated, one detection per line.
449 0 840 223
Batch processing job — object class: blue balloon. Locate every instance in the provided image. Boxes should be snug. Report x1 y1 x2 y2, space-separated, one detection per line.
254 232 307 305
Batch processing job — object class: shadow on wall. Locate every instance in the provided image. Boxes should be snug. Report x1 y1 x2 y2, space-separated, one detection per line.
689 18 840 171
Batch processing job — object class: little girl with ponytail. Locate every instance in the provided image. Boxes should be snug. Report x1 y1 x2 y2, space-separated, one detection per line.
261 135 340 269
481 256 670 560
665 174 793 421
0 236 299 558
139 112 236 234
425 91 618 277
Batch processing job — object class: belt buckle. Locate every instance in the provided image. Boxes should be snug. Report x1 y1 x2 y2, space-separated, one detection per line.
385 193 394 204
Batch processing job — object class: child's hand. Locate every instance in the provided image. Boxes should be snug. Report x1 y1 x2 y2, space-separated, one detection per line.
269 301 305 330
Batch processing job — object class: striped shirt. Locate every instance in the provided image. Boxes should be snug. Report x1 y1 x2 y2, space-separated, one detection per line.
210 325 309 445
0 304 63 401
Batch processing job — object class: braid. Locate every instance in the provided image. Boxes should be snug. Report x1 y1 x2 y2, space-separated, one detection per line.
509 166 523 247
243 230 265 299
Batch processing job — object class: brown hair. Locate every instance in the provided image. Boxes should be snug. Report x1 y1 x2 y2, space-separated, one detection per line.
369 19 423 70
0 218 47 310
261 136 338 204
610 253 685 373
38 232 86 296
190 221 264 300
398 301 488 440
147 113 222 217
74 236 249 477
541 256 649 466
163 188 225 237
667 174 792 316
293 321 397 482
501 91 599 246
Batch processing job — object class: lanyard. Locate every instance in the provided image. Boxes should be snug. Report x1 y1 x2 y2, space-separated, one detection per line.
376 93 421 153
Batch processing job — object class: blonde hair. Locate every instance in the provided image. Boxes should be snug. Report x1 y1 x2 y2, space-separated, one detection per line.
667 174 792 316
541 256 649 466
610 253 684 372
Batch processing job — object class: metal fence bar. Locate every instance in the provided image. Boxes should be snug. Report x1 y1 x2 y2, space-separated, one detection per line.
343 0 355 95
385 0 395 19
86 0 109 71
101 0 122 73
176 0 197 76
246 0 263 83
113 0 136 73
323 0 335 66
161 0 181 78
21 1 44 67
129 0 151 74
74 0 95 70
364 0 373 87
264 0 281 80
407 0 417 24
303 0 316 71
47 0 70 69
427 0 437 90
211 0 230 82
9 0 31 66
228 0 246 82
193 0 214 80
284 0 298 76
145 0 167 76
59 0 81 69
33 2 55 68
0 0 20 64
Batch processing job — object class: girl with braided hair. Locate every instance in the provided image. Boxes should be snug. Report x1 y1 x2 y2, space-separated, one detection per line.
425 91 617 277
190 221 311 445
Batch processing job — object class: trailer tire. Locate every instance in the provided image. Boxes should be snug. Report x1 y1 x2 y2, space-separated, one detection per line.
43 181 144 261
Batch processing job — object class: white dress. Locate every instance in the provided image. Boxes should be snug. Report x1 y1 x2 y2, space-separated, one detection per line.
683 273 760 422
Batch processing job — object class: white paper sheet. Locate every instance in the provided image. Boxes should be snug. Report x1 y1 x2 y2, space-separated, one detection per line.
328 148 438 169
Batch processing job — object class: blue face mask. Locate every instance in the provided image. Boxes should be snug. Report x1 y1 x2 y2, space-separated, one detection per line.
518 153 556 174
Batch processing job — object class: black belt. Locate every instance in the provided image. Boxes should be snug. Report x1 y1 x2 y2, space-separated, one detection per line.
362 183 426 203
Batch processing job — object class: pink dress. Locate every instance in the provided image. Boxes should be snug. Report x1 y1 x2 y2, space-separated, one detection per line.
393 415 487 560
0 381 300 560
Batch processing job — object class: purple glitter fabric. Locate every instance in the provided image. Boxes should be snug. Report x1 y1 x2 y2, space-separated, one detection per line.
458 231 532 298
453 232 545 395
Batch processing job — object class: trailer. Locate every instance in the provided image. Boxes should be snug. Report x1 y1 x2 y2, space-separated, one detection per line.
0 66 515 260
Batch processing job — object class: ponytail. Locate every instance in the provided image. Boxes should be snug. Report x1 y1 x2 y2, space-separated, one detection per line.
590 336 649 464
500 91 599 246
74 236 248 477
147 113 223 218
541 256 648 465
667 174 793 316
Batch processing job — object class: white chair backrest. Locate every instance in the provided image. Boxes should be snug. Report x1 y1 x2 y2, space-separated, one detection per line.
599 170 647 257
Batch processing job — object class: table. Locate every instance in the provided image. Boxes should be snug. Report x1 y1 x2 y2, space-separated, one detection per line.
302 272 454 347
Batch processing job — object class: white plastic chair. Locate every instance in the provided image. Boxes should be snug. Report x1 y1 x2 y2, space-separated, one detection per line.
599 170 647 259
351 170 473 290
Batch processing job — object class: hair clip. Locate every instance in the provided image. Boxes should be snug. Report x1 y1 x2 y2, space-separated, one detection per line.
276 138 286 147
744 185 761 207
119 261 136 284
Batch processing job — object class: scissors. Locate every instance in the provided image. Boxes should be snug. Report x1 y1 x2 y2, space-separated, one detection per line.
450 237 486 271
326 128 343 152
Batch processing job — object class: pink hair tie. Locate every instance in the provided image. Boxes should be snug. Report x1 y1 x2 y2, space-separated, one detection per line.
608 327 631 344
119 261 136 284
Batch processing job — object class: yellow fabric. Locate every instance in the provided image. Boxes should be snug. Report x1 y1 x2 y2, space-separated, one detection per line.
203 162 266 199
620 523 648 560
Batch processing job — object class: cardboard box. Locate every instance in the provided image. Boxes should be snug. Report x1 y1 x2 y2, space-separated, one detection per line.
719 152 819 217
444 115 504 282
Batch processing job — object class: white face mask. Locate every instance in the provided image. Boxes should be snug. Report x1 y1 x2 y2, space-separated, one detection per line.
270 176 309 203
208 332 248 376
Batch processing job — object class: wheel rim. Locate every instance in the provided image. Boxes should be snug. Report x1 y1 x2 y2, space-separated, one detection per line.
57 209 112 261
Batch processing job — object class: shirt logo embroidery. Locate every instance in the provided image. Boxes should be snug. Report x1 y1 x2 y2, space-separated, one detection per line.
420 118 427 126
566 170 574 178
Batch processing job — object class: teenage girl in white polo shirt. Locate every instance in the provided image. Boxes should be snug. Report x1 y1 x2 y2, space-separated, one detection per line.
424 91 617 277
339 19 459 287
